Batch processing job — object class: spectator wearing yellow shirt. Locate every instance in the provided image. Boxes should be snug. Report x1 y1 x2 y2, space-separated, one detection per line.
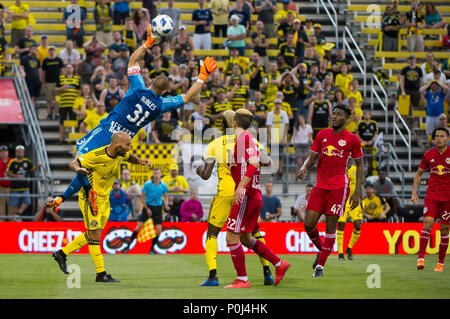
274 0 297 26
8 0 29 48
37 35 49 65
362 183 390 222
78 96 97 125
346 79 363 111
73 84 98 121
335 64 353 97
132 128 146 144
79 103 108 133
344 97 362 133
162 163 190 214
267 91 294 121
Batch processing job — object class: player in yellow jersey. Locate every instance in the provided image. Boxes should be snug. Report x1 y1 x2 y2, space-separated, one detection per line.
336 163 363 261
196 110 274 286
52 132 152 282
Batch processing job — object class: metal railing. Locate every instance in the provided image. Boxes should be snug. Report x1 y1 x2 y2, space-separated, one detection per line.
379 142 406 206
7 63 54 198
370 74 389 134
342 26 367 97
317 0 339 45
392 104 412 171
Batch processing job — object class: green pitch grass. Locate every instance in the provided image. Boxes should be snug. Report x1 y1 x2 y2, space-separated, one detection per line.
0 254 449 299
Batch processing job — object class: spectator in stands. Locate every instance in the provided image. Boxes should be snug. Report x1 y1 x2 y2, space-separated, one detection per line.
308 35 326 62
159 0 181 39
42 46 64 120
145 44 170 70
90 66 107 99
37 35 49 65
250 21 270 70
93 0 113 47
227 14 246 57
300 47 319 72
83 36 107 67
246 101 264 135
142 0 159 20
109 179 132 222
253 90 269 120
362 183 390 222
435 114 450 146
308 87 332 138
109 31 129 62
79 96 97 123
347 79 363 110
276 11 295 45
170 26 194 65
266 98 289 179
345 97 362 134
162 163 190 213
7 145 42 221
253 0 277 39
149 57 170 79
229 0 251 34
274 71 299 116
332 88 348 108
293 184 314 222
275 54 292 74
112 46 130 79
55 63 80 144
63 0 86 48
209 0 229 41
291 62 311 118
20 45 41 109
313 23 326 46
371 169 400 221
0 5 6 66
420 80 448 143
226 75 249 111
8 0 29 48
400 54 423 121
259 181 282 222
279 31 298 68
405 1 425 52
77 52 96 85
331 47 351 79
152 111 180 144
188 102 214 141
335 64 353 97
120 167 143 215
73 84 97 121
317 59 329 83
421 52 435 76
381 5 400 62
424 3 448 29
303 19 314 40
33 197 62 222
357 109 378 177
423 62 446 85
0 145 11 221
132 8 151 42
391 0 400 19
99 76 125 113
248 52 266 94
323 74 337 103
179 189 203 222
58 40 81 66
291 113 313 172
274 0 297 26
14 26 36 59
113 0 131 25
192 0 213 51
80 103 108 133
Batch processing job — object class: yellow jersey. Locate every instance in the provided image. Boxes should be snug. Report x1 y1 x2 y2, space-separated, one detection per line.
335 73 353 96
83 111 108 131
161 175 190 194
132 128 146 144
347 90 363 108
362 195 386 219
345 107 363 133
206 134 236 197
78 146 130 199
9 4 29 29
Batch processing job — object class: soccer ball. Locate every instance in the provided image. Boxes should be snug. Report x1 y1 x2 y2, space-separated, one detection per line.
151 15 174 38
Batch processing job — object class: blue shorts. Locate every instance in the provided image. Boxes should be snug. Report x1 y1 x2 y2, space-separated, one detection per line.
76 126 112 156
9 191 31 207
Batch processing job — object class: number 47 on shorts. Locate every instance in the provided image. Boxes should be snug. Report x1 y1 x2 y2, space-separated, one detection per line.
330 204 343 216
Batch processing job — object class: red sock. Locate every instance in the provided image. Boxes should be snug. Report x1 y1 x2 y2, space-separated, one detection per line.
307 227 323 251
438 234 449 264
317 232 336 267
229 242 247 277
249 238 281 266
418 229 430 259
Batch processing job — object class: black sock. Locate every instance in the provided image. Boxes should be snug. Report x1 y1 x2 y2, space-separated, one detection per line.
151 235 159 250
128 231 138 247
263 266 271 275
209 269 217 279
96 271 106 277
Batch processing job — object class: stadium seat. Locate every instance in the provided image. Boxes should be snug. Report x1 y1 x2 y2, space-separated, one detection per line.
362 27 448 36
412 110 427 118
375 51 450 59
354 15 450 24
348 4 450 13
381 63 408 70
68 132 85 141
64 120 79 134
368 39 443 47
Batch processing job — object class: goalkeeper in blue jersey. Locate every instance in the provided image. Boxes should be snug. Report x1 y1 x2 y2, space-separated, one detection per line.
47 25 218 214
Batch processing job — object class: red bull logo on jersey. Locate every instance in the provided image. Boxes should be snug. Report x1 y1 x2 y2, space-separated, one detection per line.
322 145 344 158
430 165 450 175
446 157 450 165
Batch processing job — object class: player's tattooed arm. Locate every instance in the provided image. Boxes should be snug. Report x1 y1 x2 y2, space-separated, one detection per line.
411 168 424 205
196 157 216 180
296 151 319 180
126 153 152 167
69 159 89 175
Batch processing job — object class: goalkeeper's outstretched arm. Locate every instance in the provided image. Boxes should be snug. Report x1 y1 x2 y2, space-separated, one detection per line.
128 24 158 72
181 57 218 104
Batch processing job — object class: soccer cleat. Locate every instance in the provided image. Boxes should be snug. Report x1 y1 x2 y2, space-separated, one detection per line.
88 189 99 216
338 253 345 261
346 247 354 260
274 260 291 286
224 279 250 288
96 272 120 283
199 276 219 286
434 263 444 272
312 265 324 278
312 252 320 269
52 249 69 274
47 196 63 209
264 271 274 286
417 259 425 271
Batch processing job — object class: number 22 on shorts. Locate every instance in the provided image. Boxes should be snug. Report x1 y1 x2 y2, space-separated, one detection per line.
227 217 236 232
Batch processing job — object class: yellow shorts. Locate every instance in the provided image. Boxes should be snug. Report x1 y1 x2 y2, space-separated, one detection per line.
338 201 363 223
79 191 110 231
208 195 234 229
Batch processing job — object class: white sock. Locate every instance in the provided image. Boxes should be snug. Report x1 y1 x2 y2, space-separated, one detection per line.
237 276 248 281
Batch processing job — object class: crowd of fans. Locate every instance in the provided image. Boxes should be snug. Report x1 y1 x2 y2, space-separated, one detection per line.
0 0 448 223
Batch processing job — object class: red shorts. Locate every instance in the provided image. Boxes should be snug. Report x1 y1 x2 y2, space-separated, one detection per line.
306 187 350 217
423 197 450 225
227 194 262 234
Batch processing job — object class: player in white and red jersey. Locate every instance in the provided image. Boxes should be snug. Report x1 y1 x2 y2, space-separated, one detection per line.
412 127 450 272
224 109 290 288
297 104 364 278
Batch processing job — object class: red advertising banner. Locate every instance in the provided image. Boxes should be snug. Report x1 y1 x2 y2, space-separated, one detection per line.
0 79 25 123
0 222 448 255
